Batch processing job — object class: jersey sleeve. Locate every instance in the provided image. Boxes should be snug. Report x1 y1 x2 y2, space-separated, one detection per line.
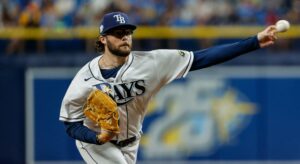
59 66 91 122
152 49 194 84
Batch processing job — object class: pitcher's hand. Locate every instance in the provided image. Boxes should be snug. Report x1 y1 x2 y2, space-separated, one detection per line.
257 25 278 48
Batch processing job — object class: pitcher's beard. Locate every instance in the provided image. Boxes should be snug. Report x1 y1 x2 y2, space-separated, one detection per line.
107 40 131 57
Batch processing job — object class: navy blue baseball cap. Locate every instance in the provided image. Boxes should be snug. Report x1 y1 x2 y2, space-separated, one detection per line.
99 12 137 35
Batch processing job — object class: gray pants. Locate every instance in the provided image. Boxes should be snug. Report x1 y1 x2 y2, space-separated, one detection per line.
75 139 140 164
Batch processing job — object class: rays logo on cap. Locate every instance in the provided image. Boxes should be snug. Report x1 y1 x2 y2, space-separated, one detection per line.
113 14 126 24
99 12 136 35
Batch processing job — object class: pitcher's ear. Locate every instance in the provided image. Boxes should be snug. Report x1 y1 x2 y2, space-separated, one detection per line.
99 35 106 44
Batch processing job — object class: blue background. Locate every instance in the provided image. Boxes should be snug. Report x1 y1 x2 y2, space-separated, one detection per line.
31 73 300 162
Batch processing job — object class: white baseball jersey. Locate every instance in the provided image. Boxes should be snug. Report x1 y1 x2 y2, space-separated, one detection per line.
59 49 194 163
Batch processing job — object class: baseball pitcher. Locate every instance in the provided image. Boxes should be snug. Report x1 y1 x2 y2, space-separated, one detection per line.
59 12 278 164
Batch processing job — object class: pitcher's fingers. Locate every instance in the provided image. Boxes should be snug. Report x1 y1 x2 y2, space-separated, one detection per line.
267 25 277 33
268 35 276 41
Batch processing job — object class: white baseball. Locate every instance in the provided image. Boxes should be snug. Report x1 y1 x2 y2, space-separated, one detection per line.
275 20 290 32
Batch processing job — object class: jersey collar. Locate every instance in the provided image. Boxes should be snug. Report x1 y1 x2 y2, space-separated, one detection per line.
89 53 133 82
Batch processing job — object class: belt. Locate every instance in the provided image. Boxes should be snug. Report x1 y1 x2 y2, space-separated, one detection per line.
110 136 136 147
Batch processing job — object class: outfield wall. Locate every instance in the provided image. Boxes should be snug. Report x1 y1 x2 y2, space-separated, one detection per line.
22 66 300 164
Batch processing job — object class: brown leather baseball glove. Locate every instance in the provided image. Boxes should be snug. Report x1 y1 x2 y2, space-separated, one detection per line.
83 89 120 143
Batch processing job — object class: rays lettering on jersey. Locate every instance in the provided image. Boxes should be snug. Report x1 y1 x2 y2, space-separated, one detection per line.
94 80 146 106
